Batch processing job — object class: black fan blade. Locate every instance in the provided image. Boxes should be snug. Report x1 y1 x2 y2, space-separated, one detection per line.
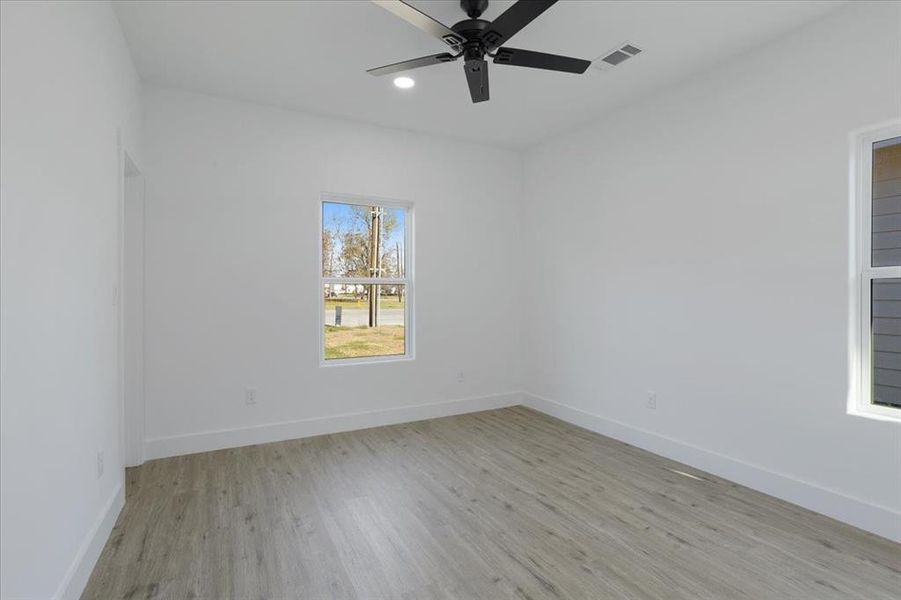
372 0 465 51
464 60 489 103
481 0 557 51
368 53 457 76
493 47 590 74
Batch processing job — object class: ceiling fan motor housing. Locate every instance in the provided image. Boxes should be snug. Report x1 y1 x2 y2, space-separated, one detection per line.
452 18 490 64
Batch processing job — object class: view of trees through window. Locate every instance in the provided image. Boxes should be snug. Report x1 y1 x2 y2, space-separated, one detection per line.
321 200 408 360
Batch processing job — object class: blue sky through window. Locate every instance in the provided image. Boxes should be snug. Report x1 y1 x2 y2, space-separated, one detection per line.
322 201 405 277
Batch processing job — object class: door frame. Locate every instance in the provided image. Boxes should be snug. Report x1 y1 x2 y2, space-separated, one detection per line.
119 139 145 467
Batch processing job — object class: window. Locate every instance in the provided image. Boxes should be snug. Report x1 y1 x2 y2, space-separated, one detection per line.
320 195 413 364
851 123 901 419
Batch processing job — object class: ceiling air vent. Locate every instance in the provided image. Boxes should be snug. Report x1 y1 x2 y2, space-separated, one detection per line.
594 42 642 71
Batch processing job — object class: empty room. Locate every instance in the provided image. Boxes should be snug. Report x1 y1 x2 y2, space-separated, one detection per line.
2 1 900 598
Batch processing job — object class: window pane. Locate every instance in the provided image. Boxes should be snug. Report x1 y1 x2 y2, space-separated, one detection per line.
322 202 406 278
873 278 901 408
872 137 901 267
324 283 406 360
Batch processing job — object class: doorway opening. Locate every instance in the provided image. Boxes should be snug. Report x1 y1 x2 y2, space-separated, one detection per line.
121 151 144 467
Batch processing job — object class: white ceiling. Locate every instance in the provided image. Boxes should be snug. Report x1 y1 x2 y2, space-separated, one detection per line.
113 0 844 148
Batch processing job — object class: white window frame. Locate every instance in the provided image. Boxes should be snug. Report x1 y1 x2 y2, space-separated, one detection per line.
849 121 901 420
318 192 414 366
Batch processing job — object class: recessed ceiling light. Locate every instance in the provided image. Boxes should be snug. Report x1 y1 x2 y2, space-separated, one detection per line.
393 76 415 89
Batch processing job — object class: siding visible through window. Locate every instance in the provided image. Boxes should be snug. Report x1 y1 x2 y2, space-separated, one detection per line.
872 137 901 266
871 136 901 409
873 277 901 408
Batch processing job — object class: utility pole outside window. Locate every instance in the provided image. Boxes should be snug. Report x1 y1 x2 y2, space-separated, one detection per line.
368 206 382 327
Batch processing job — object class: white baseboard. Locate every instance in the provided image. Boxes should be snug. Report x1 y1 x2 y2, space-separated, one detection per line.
522 393 901 544
144 391 522 460
54 481 125 600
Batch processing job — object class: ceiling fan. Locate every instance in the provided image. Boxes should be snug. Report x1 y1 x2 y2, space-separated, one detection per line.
368 0 591 103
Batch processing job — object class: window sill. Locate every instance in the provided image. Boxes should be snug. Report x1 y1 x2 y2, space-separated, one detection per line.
847 405 901 423
319 354 415 368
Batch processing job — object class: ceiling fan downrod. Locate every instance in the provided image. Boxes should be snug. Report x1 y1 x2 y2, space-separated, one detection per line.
461 0 489 20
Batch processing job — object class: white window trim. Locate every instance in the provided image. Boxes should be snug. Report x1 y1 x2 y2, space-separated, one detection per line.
848 121 901 421
318 192 415 367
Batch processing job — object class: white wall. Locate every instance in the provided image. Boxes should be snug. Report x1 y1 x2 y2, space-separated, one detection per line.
522 1 901 541
140 86 523 457
0 1 142 598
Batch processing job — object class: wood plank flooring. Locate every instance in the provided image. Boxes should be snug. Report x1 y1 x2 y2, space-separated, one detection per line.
82 407 901 599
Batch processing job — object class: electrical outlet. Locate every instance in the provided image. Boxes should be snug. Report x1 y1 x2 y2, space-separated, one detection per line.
456 371 465 384
245 388 257 405
96 450 104 478
646 392 657 410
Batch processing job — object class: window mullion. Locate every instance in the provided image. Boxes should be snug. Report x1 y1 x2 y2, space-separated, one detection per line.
322 277 408 285
865 266 901 280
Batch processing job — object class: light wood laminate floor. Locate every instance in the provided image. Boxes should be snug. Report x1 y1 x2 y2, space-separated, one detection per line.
83 407 900 599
